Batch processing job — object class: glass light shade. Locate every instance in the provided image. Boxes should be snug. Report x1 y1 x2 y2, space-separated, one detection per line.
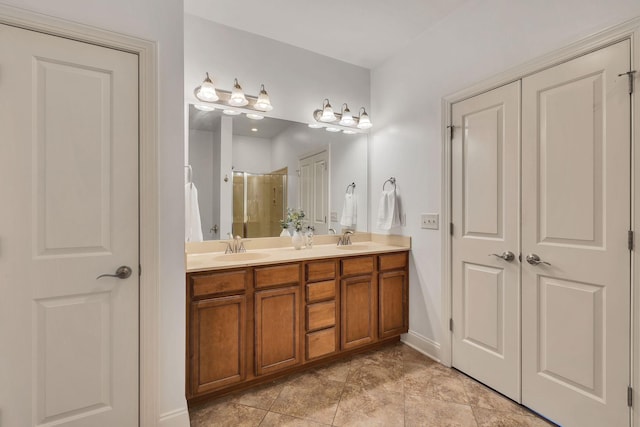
194 104 215 112
339 104 355 126
308 123 323 129
223 109 241 116
229 79 249 107
320 99 336 122
254 85 273 111
195 73 218 102
357 110 372 129
326 127 341 132
246 113 264 120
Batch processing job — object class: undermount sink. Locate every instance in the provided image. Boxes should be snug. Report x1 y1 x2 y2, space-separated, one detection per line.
213 252 270 262
336 244 377 251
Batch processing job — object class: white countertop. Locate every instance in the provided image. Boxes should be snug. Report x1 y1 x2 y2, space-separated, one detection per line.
186 234 411 273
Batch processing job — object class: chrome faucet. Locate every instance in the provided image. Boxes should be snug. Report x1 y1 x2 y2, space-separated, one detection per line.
224 233 246 253
337 230 354 246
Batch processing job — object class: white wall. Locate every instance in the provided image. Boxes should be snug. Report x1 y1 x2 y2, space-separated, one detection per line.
232 135 273 173
370 0 640 357
330 134 368 233
0 0 187 424
184 14 370 126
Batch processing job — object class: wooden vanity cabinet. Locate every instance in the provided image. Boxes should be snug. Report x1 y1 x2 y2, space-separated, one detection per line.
186 250 409 404
254 263 302 376
378 252 409 339
340 256 377 350
187 269 249 398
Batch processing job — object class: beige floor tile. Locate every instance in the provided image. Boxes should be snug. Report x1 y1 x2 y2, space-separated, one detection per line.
472 406 555 427
405 362 470 405
228 380 284 410
333 383 404 427
346 356 404 394
269 373 344 424
259 411 330 426
190 401 266 427
405 393 477 427
459 374 530 417
312 357 353 383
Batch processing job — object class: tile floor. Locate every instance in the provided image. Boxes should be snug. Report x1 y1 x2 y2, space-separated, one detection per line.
189 343 555 427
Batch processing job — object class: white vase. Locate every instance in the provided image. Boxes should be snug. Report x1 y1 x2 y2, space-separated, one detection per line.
280 227 290 237
291 230 304 250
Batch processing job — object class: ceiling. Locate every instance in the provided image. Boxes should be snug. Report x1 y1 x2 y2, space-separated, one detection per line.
189 106 297 138
184 0 469 69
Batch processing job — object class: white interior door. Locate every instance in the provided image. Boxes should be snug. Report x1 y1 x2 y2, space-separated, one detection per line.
299 150 329 234
0 24 139 426
451 81 521 401
521 40 631 427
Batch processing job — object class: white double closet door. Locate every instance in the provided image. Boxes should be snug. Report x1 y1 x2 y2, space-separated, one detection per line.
452 40 631 427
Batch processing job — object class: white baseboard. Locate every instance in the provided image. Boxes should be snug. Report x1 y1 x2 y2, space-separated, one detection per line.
159 408 190 427
401 330 441 362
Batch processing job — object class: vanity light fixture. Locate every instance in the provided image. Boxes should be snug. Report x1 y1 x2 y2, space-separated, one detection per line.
193 73 275 117
312 98 372 131
338 104 355 126
195 72 219 102
246 113 264 120
229 78 249 107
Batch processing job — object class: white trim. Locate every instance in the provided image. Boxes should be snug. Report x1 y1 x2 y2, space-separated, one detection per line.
401 330 441 363
159 409 190 427
442 15 640 424
0 4 160 426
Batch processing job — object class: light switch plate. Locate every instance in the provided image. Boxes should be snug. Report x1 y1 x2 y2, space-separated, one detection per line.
330 211 338 222
421 213 439 230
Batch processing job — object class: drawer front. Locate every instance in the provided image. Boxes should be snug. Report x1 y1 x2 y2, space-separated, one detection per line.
191 270 247 298
306 261 336 282
341 256 374 276
306 300 336 332
306 280 336 303
254 264 300 289
379 252 408 271
306 327 336 360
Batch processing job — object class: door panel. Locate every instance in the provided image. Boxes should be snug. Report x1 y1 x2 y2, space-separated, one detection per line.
0 24 139 426
299 150 329 234
521 40 630 427
451 81 521 401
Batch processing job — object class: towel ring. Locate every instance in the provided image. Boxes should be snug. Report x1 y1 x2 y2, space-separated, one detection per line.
346 182 356 194
382 177 396 191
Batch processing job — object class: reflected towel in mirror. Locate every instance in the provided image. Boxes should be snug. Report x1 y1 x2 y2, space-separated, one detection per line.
340 192 357 227
185 183 204 242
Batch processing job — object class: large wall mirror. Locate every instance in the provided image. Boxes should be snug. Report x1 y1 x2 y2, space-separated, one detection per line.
187 105 368 241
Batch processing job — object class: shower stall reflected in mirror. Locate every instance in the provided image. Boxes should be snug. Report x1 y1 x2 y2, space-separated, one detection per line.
232 168 287 238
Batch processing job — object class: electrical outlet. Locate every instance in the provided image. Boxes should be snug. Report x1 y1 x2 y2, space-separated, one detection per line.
421 213 439 230
330 211 338 222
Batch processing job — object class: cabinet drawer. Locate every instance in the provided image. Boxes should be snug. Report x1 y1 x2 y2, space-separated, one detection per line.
379 252 408 271
306 300 336 332
341 256 374 276
254 264 300 289
191 270 247 298
306 261 335 282
306 327 336 360
306 280 336 303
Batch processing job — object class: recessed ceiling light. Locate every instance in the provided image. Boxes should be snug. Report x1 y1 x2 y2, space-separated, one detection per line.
251 128 258 132
223 109 241 116
246 113 264 120
308 123 323 129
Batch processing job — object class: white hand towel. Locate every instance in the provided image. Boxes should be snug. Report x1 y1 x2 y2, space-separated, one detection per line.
185 183 204 242
340 192 357 227
377 188 401 230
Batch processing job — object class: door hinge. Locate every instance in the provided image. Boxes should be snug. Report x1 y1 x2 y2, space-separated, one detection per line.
628 386 633 407
450 222 454 236
449 318 454 332
447 125 454 140
628 230 634 251
618 70 636 95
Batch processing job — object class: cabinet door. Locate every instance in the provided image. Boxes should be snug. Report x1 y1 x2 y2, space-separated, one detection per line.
190 295 246 396
341 275 376 350
255 286 301 375
379 270 408 339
